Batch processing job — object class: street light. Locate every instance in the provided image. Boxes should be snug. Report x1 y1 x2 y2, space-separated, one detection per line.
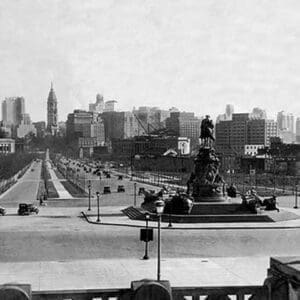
294 186 298 209
96 192 100 222
155 199 165 282
168 200 173 228
143 213 151 260
88 180 91 211
134 182 137 206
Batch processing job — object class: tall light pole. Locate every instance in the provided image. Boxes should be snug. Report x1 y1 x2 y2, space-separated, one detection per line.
294 186 298 209
143 213 150 260
88 180 91 211
155 199 165 282
96 192 100 222
134 182 137 206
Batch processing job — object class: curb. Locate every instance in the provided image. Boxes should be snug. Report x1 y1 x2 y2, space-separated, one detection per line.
80 212 300 230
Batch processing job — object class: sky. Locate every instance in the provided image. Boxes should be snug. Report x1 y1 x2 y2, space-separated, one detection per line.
0 0 300 122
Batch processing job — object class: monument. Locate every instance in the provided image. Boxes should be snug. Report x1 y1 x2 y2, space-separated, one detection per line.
187 115 225 202
123 114 288 223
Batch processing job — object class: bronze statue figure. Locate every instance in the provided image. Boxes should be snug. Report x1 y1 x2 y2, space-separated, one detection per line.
200 115 215 147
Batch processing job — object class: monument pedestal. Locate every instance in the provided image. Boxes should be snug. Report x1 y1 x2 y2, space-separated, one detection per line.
190 146 226 203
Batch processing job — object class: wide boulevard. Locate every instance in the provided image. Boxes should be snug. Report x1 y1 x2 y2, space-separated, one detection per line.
0 161 299 264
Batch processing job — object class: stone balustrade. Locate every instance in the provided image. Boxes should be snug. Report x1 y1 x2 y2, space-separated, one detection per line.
1 257 299 300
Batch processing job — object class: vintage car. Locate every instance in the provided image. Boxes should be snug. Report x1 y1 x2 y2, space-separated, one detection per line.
17 203 39 216
0 206 6 216
117 185 125 192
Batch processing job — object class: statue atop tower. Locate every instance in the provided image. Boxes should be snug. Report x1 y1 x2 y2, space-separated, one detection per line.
47 82 58 135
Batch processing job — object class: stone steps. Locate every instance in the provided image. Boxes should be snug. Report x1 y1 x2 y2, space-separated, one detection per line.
191 203 251 215
122 206 273 223
161 213 272 223
122 206 146 220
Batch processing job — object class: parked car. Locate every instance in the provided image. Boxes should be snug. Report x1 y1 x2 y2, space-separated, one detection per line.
0 206 6 216
18 203 39 216
117 185 125 192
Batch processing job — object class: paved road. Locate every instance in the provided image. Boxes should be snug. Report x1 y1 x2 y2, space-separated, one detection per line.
0 214 299 262
0 160 299 264
0 160 41 206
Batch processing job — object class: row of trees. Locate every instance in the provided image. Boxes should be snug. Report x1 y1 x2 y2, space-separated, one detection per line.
0 153 36 180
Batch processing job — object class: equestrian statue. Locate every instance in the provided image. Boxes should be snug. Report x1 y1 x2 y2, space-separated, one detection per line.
200 115 215 147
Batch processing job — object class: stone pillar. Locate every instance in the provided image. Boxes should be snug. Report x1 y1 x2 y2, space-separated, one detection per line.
131 280 172 300
264 257 300 300
0 284 31 300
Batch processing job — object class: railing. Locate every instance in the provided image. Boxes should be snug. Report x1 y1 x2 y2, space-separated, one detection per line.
172 285 268 299
32 288 132 300
31 285 268 300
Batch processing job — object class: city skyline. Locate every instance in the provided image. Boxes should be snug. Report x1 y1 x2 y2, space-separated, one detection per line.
1 0 300 122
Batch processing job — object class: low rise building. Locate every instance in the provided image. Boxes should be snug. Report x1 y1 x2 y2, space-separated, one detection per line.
111 135 190 158
0 138 15 154
244 144 265 156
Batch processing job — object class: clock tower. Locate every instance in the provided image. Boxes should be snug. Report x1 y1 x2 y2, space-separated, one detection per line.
47 82 58 135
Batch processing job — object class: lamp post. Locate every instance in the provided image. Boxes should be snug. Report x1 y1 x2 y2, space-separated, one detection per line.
294 186 298 209
134 182 137 206
168 200 172 228
155 199 165 282
96 192 100 222
143 213 150 260
88 180 91 211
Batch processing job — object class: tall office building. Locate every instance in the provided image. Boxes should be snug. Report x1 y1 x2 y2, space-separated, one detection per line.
216 113 278 156
251 107 267 119
104 100 117 112
66 110 104 140
66 110 105 157
277 111 294 131
47 83 58 135
133 106 170 134
277 111 294 143
296 118 300 143
216 104 234 122
101 111 139 141
165 112 202 145
16 113 37 138
2 97 25 126
89 94 104 113
225 104 234 119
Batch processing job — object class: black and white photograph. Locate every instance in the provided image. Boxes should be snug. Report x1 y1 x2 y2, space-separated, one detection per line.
0 1 299 299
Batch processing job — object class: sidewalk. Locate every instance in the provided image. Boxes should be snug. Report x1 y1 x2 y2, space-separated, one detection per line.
46 161 73 199
0 256 269 291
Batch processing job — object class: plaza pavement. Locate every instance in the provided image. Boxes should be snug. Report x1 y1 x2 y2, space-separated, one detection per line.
1 163 299 292
0 257 270 291
1 202 299 292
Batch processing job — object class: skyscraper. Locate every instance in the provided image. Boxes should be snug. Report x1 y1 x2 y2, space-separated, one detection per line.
2 97 25 126
296 118 300 143
216 104 234 122
277 111 294 143
47 83 58 135
225 104 234 119
251 107 267 119
89 94 104 113
215 113 278 156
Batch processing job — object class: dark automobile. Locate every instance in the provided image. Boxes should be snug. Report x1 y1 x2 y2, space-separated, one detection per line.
117 185 125 192
18 203 39 216
0 206 6 216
